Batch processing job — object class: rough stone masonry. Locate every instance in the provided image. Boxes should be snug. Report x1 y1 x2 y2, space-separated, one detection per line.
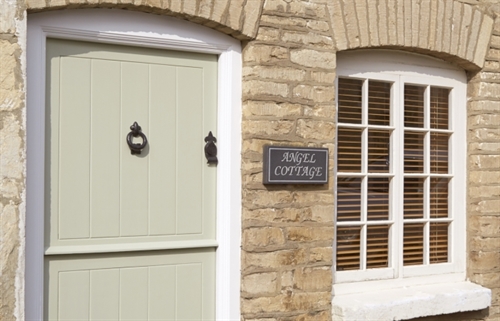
1 0 499 320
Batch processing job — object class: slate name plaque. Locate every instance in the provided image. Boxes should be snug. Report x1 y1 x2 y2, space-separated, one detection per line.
263 146 329 184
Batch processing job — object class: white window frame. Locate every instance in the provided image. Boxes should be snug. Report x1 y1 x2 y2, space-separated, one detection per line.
26 9 242 320
334 50 467 293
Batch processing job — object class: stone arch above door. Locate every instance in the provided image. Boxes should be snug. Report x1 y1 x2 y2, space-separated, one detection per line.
26 0 265 40
326 0 495 71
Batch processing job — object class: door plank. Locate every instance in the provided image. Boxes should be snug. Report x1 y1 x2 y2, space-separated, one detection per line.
91 59 121 238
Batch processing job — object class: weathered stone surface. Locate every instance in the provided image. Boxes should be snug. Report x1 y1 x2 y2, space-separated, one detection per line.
290 49 336 69
242 272 278 295
243 227 286 248
294 267 332 291
243 101 302 118
296 119 335 140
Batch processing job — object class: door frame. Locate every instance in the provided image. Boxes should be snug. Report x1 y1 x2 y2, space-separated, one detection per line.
26 9 242 320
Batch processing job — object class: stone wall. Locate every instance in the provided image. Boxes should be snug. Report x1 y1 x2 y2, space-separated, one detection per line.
0 0 26 320
0 0 498 320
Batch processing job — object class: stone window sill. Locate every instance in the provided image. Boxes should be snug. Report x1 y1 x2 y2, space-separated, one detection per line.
332 281 491 320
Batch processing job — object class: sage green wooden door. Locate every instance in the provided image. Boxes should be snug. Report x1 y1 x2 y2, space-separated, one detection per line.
44 38 217 320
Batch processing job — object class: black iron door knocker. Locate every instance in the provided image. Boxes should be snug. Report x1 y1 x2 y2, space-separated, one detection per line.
204 131 218 165
127 122 148 155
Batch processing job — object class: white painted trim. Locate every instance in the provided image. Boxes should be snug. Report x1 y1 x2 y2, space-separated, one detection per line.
335 51 468 294
26 9 241 321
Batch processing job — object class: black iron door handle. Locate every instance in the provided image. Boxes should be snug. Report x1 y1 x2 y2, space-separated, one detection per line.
127 122 148 155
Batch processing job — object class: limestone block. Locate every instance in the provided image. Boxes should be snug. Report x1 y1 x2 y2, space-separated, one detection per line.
470 199 500 213
242 272 278 295
197 0 213 19
469 171 500 185
459 4 473 58
327 1 348 50
243 190 293 209
449 1 462 56
309 205 334 223
303 106 336 118
243 248 308 270
469 251 500 272
307 20 329 32
242 120 294 136
293 191 334 205
243 65 306 82
468 100 500 113
469 128 500 142
419 0 430 49
294 267 332 292
241 0 264 38
469 142 500 153
484 60 500 71
404 0 413 47
243 80 289 98
294 311 331 321
211 0 229 23
468 185 500 199
396 0 406 46
387 0 398 45
260 15 307 28
282 31 333 47
241 295 284 314
343 0 361 48
367 0 379 46
281 270 293 289
243 207 312 223
309 71 336 84
428 0 438 50
353 0 369 47
470 236 500 252
242 101 302 118
293 85 335 103
476 71 500 81
296 119 335 140
378 0 388 45
467 10 483 61
181 0 197 15
242 227 286 247
243 44 288 63
434 0 446 52
0 178 20 199
474 14 495 67
309 247 333 264
0 114 24 180
0 41 23 112
256 27 280 41
290 49 335 69
286 226 333 242
262 0 287 13
288 1 326 19
469 155 500 170
227 0 244 30
469 216 500 237
470 272 500 289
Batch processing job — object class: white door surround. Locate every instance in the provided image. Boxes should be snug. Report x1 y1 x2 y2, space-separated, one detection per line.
26 9 242 320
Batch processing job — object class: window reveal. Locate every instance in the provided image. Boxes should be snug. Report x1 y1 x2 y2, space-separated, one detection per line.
336 77 453 273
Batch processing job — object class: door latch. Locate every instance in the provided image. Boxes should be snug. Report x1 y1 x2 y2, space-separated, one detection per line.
204 131 218 165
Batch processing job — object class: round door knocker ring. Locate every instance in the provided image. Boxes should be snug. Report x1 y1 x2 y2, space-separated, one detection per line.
127 121 148 155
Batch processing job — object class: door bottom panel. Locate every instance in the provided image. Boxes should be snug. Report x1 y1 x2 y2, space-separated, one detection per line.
45 249 215 320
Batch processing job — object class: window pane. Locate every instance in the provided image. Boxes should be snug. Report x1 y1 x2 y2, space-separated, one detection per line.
338 78 362 124
367 177 389 221
403 223 424 266
368 130 390 173
404 85 425 128
368 81 391 126
430 87 449 129
430 133 449 173
367 225 389 268
404 178 424 219
337 128 362 172
337 178 361 221
404 131 425 172
430 178 448 218
336 226 361 271
430 222 448 263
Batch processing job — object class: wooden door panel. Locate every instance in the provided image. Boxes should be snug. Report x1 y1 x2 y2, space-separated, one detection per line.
46 249 214 320
45 39 217 250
